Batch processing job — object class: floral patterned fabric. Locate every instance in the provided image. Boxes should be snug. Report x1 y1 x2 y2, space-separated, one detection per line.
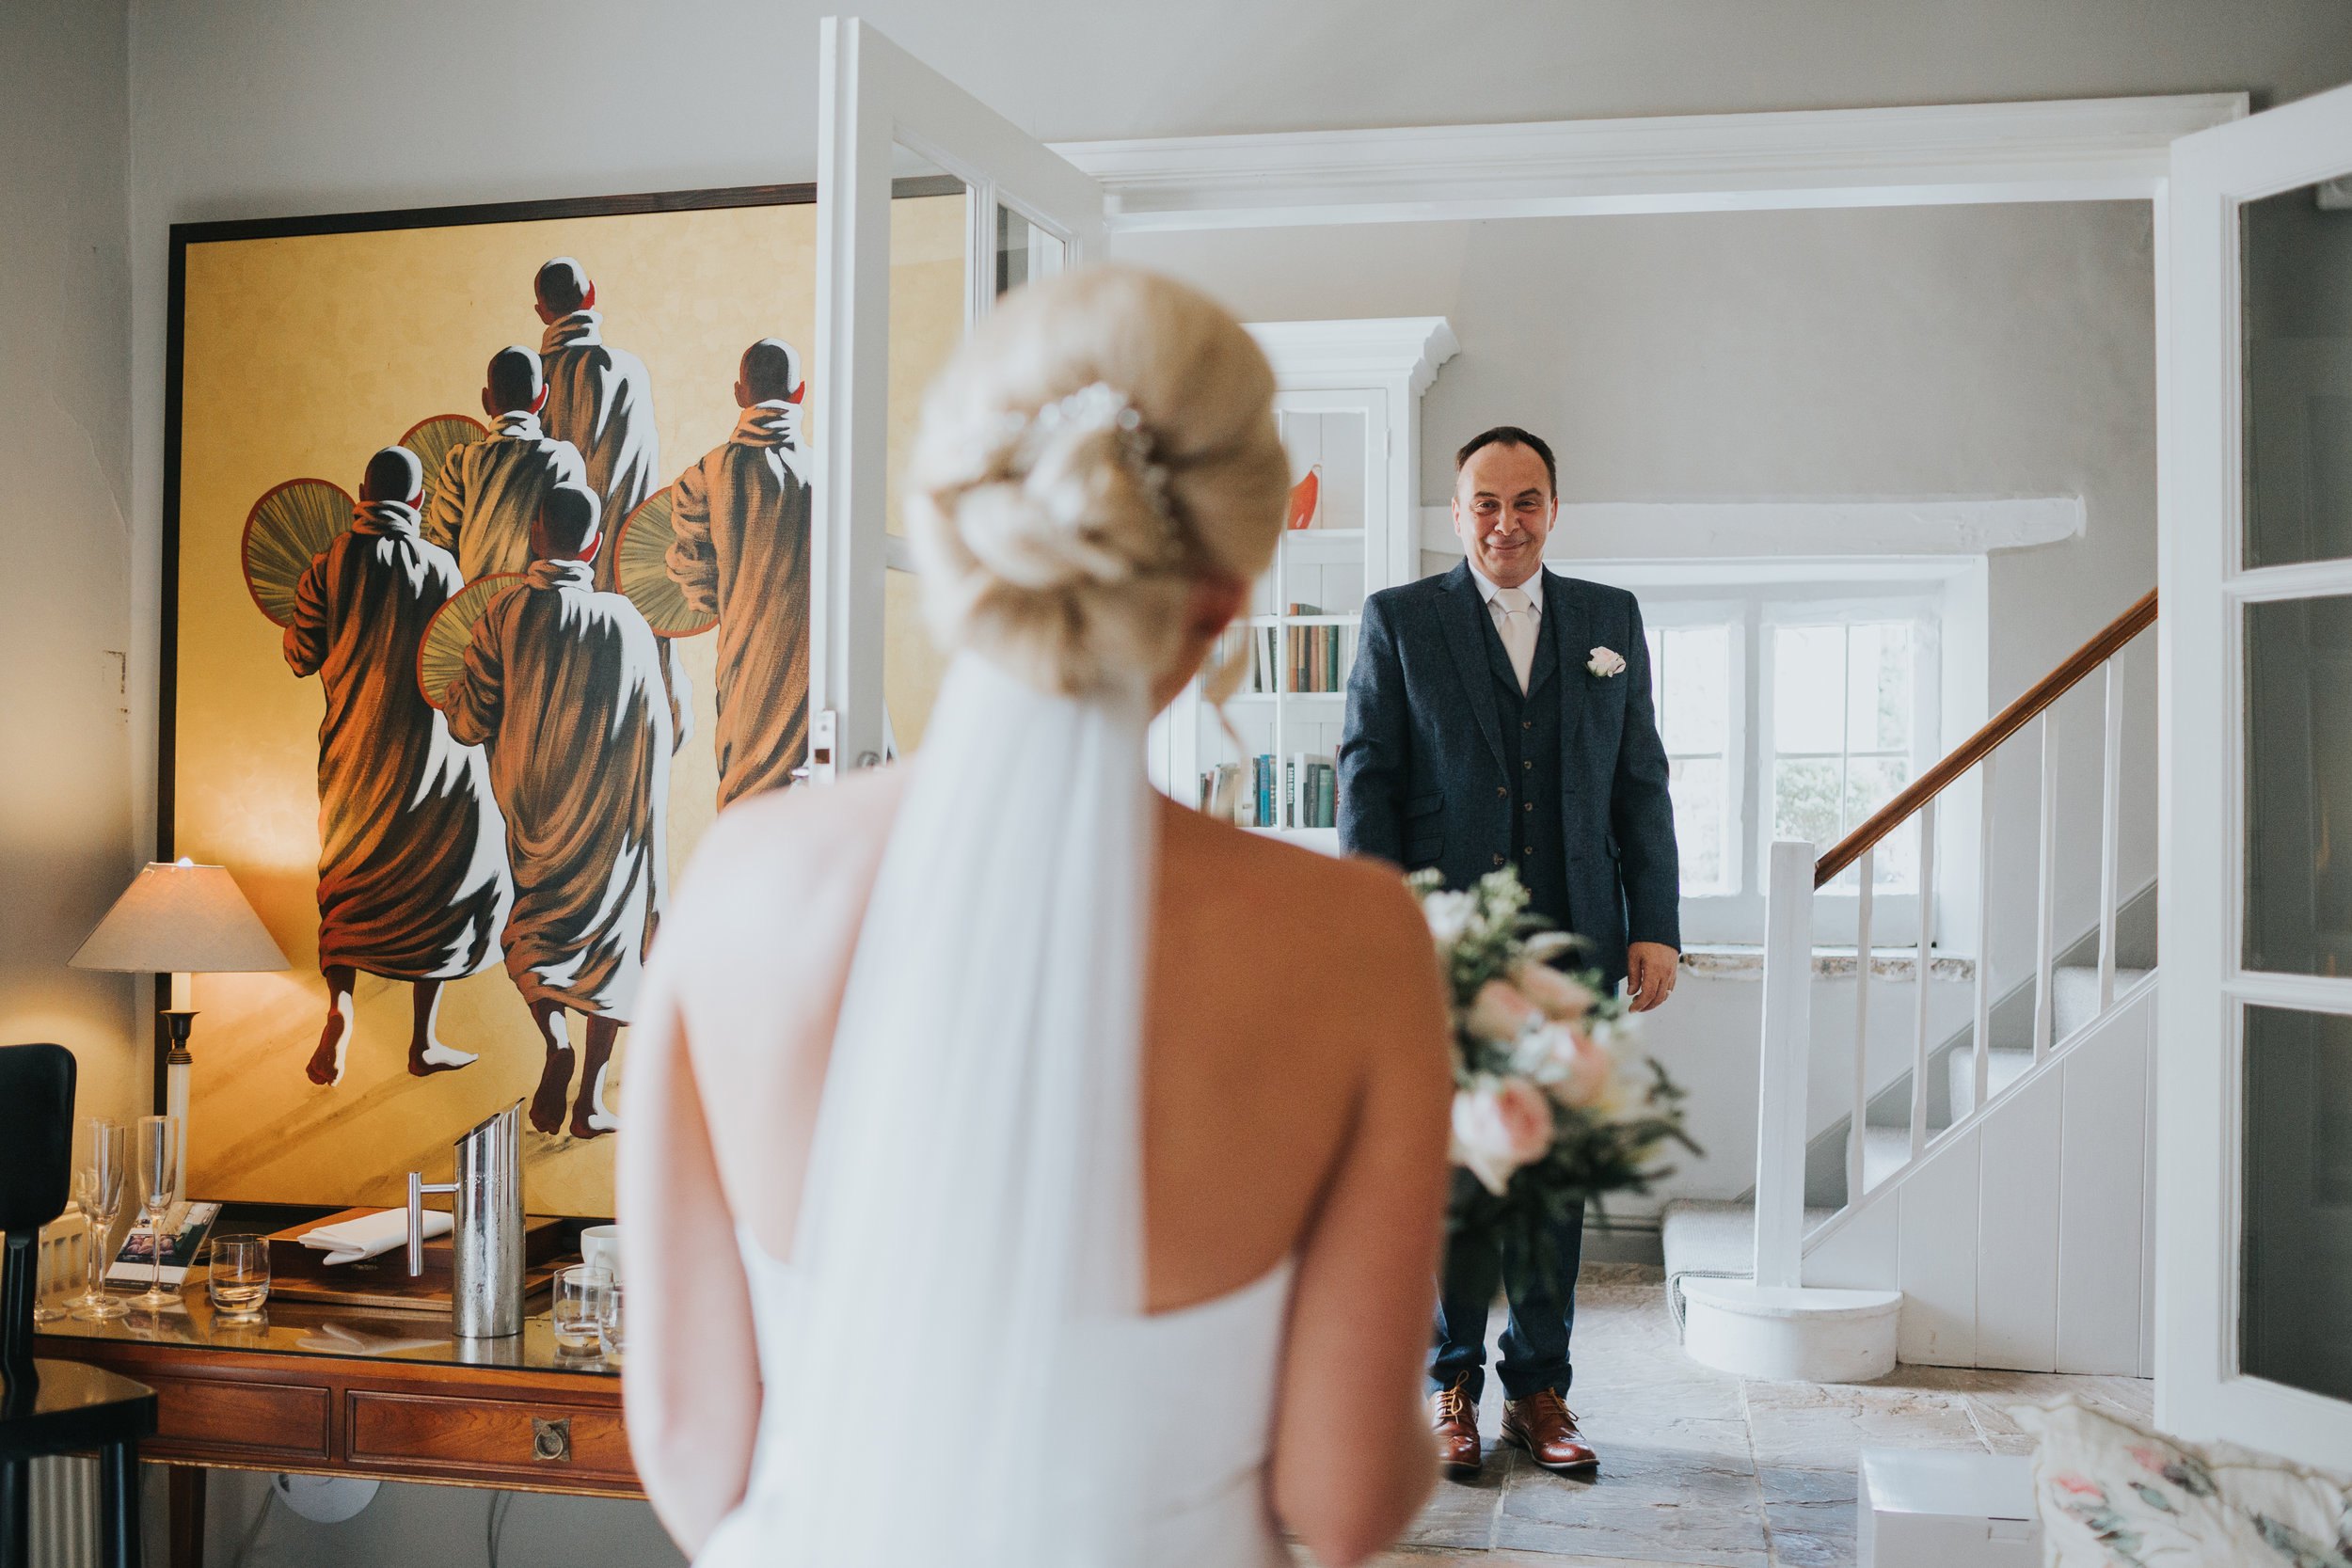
2013 1398 2352 1567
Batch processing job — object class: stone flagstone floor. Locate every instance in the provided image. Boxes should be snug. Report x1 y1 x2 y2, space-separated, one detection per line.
1299 1263 2153 1568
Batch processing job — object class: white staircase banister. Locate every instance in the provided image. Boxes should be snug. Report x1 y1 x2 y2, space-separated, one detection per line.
1755 839 1818 1289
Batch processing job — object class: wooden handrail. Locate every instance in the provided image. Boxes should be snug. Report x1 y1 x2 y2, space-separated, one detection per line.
1813 587 2156 888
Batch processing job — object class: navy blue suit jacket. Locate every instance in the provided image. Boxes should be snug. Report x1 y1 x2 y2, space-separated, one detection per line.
1338 562 1680 984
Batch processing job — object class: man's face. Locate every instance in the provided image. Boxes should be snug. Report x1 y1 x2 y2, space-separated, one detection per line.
1453 441 1556 590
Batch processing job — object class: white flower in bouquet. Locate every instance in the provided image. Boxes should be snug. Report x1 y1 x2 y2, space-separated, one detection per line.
1422 889 1477 949
1464 977 1543 1042
1451 1077 1554 1196
1512 1023 1614 1110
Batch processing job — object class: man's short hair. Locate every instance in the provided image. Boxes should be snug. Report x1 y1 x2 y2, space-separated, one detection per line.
534 257 590 315
1454 425 1558 495
485 345 543 412
364 446 424 504
539 483 602 558
739 338 801 402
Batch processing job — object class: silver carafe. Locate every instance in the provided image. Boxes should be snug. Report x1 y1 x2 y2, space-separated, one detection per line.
405 1101 524 1338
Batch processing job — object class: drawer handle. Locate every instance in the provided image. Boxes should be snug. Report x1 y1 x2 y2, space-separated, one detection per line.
532 1417 571 1464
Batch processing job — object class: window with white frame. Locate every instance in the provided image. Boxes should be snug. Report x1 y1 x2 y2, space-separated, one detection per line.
1637 581 1942 944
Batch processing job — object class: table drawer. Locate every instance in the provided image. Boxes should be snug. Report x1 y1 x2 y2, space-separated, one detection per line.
346 1391 635 1482
146 1376 330 1461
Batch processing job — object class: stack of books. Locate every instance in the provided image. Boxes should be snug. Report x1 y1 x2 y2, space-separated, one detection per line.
1285 605 1348 694
1197 752 1339 829
1208 609 1357 696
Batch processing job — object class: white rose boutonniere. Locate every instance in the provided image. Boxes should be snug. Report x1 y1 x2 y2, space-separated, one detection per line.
1587 646 1628 678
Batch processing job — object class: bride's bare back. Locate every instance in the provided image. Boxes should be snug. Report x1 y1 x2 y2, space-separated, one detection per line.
623 769 1451 1562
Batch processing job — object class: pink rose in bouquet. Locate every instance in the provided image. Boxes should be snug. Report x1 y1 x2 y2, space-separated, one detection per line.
1510 958 1596 1022
1465 977 1543 1042
1451 1077 1555 1196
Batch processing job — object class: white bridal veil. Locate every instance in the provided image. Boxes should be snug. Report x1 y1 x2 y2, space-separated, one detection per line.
744 650 1155 1566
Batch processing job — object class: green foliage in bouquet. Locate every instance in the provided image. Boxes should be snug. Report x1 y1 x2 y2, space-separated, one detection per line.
1409 865 1699 1295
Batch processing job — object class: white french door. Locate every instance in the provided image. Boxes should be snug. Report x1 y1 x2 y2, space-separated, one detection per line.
808 16 1104 776
2161 79 2352 1465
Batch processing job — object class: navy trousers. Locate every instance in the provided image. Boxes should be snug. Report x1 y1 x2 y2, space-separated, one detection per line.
1427 1169 1584 1402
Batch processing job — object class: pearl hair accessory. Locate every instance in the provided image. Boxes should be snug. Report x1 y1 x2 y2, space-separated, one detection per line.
992 382 1181 555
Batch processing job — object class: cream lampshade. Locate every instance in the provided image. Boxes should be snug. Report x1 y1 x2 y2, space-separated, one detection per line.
72 859 288 1197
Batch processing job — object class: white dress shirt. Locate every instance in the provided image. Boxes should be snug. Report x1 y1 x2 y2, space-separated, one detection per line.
1467 562 1546 692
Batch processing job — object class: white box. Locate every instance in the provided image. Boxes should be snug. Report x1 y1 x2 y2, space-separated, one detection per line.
1858 1449 2042 1568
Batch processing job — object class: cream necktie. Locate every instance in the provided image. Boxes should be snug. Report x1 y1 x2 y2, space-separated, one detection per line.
1495 585 1537 694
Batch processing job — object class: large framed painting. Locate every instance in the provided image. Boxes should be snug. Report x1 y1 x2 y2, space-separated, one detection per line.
163 179 964 1216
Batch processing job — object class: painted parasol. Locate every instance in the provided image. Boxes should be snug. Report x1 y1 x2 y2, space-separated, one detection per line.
241 479 356 627
416 573 525 710
612 486 718 638
400 414 490 513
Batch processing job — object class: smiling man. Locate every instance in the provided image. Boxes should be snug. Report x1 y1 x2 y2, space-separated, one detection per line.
1338 424 1680 1483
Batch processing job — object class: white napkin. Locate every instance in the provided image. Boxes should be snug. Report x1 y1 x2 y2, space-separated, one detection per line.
297 1208 452 1266
296 1322 450 1355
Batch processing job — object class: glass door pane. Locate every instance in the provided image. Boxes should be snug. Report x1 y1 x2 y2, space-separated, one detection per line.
2243 1004 2352 1401
2242 180 2352 569
2245 594 2352 974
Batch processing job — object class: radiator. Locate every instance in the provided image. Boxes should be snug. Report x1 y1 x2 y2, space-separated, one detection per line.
31 1210 101 1568
29 1456 99 1568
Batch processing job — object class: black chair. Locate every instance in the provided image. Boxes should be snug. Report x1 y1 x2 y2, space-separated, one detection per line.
1 1043 157 1568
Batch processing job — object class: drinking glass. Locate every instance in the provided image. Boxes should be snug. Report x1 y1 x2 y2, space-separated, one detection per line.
68 1117 129 1321
205 1235 271 1321
596 1277 627 1362
129 1114 183 1309
551 1264 611 1353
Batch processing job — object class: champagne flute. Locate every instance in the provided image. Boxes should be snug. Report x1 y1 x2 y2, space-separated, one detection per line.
68 1117 129 1321
128 1114 183 1309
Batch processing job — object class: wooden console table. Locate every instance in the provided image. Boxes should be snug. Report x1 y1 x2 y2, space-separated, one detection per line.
34 1221 635 1568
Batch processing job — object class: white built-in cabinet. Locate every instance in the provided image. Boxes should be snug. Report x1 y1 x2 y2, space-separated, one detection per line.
1150 319 1457 849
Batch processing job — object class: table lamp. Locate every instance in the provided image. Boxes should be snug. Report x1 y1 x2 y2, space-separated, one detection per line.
71 858 289 1197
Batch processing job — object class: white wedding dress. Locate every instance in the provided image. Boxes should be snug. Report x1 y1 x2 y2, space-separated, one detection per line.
692 653 1296 1568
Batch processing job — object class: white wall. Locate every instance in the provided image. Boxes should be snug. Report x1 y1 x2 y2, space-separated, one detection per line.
1 1 138 1125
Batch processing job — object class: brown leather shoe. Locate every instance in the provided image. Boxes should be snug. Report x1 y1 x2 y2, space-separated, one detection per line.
1430 1376 1481 1481
1501 1390 1597 1473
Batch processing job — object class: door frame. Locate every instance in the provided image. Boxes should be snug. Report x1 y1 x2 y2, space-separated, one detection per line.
2159 79 2352 1464
810 16 1103 776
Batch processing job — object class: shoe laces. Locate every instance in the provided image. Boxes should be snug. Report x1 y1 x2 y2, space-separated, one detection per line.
1434 1378 1475 1425
1520 1389 1576 1424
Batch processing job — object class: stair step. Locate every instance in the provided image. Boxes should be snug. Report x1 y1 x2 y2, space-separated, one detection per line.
1659 1198 1839 1335
1946 1046 2034 1119
2053 965 2150 1042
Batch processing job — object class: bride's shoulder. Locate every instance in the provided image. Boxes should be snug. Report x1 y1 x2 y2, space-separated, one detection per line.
1156 800 1437 981
669 772 906 932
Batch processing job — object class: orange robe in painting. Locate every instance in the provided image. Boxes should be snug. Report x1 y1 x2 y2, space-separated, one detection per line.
421 410 587 582
442 558 675 1020
538 310 659 591
665 401 811 809
283 502 512 979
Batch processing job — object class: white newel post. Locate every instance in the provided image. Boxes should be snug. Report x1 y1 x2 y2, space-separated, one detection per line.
1681 839 1903 1383
1754 840 1818 1289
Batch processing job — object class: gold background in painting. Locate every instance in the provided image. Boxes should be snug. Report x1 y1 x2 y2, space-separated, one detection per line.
173 194 963 1215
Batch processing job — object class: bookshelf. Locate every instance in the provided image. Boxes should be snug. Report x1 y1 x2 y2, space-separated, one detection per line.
1152 318 1458 850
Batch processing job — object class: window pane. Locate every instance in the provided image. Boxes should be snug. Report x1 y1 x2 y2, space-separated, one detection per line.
2242 1005 2352 1402
1661 625 1730 754
2243 182 2352 568
2245 594 2352 974
1773 626 1846 753
1773 758 1841 850
1668 756 1725 896
1851 622 1914 752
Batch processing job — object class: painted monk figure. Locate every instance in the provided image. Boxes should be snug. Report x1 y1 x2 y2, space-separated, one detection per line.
533 255 692 744
533 257 659 582
284 446 513 1086
423 345 587 582
665 338 812 808
444 483 678 1138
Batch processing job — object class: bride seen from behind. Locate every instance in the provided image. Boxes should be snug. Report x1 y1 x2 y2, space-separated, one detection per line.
617 266 1453 1567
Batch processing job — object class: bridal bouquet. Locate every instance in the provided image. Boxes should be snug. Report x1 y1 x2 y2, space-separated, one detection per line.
1411 865 1697 1288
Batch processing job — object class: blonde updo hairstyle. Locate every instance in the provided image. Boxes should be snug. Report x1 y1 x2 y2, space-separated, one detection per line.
906 266 1291 696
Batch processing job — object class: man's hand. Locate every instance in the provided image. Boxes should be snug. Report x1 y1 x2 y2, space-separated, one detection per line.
1625 942 1680 1013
